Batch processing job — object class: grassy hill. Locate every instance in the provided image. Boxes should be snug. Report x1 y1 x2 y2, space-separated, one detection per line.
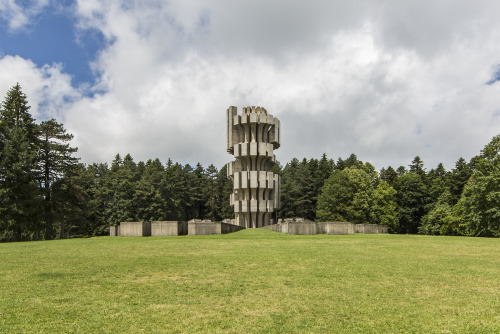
1 229 499 333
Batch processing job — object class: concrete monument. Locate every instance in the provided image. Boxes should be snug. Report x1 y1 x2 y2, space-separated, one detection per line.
226 106 281 228
107 107 389 237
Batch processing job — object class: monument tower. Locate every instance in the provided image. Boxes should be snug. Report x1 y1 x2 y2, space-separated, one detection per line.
226 106 281 228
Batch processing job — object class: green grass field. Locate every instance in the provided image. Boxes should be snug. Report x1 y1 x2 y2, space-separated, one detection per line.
1 229 499 333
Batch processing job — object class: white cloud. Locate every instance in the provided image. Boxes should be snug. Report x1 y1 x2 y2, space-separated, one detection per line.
0 0 50 31
0 55 79 120
3 0 500 171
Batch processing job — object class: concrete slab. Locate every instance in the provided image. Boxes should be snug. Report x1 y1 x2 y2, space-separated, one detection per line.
109 225 119 236
188 222 245 235
151 221 187 236
119 221 151 237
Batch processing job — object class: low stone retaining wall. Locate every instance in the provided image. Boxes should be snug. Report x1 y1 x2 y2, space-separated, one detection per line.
188 221 245 235
262 221 388 235
355 223 388 234
287 221 318 235
109 225 119 236
151 221 188 236
111 221 387 236
318 222 355 235
119 221 152 237
111 221 244 236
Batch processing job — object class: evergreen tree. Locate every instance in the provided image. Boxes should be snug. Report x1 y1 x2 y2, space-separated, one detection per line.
380 166 398 186
37 119 79 239
409 156 426 179
317 153 334 185
396 166 407 176
106 153 138 225
279 158 300 218
449 157 472 205
135 158 169 221
51 163 91 238
295 159 316 220
164 159 184 220
394 173 427 234
336 153 362 171
204 164 219 221
0 84 41 241
217 164 234 220
85 162 112 235
192 163 208 219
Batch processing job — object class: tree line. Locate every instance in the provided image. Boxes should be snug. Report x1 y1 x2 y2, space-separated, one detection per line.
280 146 499 237
1 84 498 241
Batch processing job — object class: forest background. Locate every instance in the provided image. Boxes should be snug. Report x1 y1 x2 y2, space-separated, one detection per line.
1 84 499 242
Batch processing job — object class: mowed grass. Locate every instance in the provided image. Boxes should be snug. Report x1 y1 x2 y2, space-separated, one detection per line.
0 230 499 333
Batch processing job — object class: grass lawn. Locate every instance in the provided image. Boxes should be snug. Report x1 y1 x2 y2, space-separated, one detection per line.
0 229 499 333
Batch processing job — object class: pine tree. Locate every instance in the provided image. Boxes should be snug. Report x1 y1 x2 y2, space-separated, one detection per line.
380 166 398 186
135 158 168 222
394 173 427 234
449 157 472 205
106 153 138 225
0 84 41 241
37 119 79 239
294 159 316 220
204 164 218 221
409 156 426 180
217 164 234 220
51 163 91 238
86 162 112 235
279 158 300 218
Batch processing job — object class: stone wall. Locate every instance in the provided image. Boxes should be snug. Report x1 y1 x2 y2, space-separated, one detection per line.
111 220 387 237
220 222 246 234
119 221 152 237
111 220 245 237
188 222 221 235
287 221 318 235
356 224 384 234
151 221 187 236
109 225 119 236
262 221 388 235
317 222 355 235
188 221 245 235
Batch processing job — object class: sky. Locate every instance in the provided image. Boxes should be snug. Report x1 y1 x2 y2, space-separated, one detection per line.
0 0 499 171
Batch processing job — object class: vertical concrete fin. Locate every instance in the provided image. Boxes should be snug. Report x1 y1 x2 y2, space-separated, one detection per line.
227 106 237 153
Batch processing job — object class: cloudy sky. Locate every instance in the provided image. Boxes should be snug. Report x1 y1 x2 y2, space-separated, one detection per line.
1 0 499 171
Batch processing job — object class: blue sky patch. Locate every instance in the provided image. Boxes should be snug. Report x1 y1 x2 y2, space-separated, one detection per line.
0 3 106 87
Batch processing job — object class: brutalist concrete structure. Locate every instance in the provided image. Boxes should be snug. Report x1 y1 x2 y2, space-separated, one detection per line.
151 221 188 236
119 221 152 237
111 220 244 236
109 225 119 236
318 222 356 235
188 220 245 235
355 224 388 234
263 220 388 235
226 106 281 228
